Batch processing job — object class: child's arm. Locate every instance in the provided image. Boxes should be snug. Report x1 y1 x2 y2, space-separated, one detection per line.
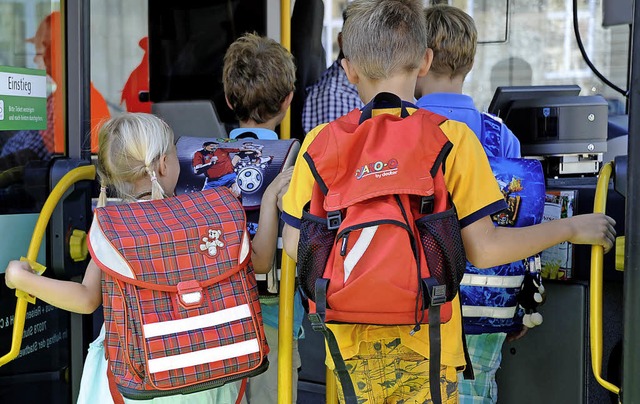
462 213 616 269
282 224 299 262
251 167 294 273
4 259 102 314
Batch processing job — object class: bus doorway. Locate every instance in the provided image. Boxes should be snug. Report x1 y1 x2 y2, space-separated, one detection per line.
0 2 73 402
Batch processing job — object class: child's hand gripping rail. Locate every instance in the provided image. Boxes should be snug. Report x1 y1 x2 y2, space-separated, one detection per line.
0 164 96 367
589 161 621 398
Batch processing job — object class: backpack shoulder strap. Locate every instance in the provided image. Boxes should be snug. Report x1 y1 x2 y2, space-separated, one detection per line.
414 109 452 178
341 107 363 125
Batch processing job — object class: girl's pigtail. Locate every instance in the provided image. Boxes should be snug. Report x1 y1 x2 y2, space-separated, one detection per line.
146 167 166 200
97 184 108 208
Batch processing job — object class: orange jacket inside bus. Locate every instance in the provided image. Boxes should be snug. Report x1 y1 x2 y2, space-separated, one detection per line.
30 11 111 154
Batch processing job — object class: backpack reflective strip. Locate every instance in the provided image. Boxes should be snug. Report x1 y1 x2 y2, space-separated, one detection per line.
142 304 253 338
89 221 136 278
343 226 378 283
239 231 251 263
460 274 524 288
461 305 518 319
147 339 260 374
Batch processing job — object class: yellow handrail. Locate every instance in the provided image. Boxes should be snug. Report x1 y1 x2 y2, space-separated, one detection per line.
280 0 291 141
0 164 96 367
277 0 295 402
278 254 295 404
589 161 621 396
326 367 338 404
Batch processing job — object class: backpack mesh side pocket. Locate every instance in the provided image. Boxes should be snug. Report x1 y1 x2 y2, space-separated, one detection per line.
416 207 466 301
298 208 337 301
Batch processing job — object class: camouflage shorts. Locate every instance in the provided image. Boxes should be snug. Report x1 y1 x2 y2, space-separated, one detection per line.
334 338 458 404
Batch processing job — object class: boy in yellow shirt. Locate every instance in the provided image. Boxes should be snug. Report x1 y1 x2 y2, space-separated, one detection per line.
281 1 616 402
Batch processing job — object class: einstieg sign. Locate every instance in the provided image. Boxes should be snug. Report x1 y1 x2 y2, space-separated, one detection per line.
0 66 47 131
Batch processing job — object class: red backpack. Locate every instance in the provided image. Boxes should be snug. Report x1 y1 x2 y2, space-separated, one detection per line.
297 93 467 404
88 188 268 400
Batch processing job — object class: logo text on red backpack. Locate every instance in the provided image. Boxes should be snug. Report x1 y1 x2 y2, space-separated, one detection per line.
355 158 398 180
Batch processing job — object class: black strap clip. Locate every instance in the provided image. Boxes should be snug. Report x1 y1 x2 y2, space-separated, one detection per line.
327 211 342 230
308 313 327 332
423 278 447 307
420 196 435 214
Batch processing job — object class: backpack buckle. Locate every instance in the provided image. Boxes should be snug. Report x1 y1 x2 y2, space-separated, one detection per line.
422 278 447 307
177 280 204 309
308 313 327 331
420 196 435 214
327 211 342 230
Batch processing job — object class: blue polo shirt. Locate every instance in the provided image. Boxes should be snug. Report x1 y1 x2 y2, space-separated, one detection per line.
416 93 521 158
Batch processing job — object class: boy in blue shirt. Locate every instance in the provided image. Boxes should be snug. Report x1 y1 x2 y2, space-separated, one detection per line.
415 5 520 159
415 5 533 403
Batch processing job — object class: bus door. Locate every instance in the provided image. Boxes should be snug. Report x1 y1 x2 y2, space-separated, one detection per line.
0 2 99 402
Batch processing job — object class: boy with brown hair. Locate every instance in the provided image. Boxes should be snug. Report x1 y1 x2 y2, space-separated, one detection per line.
281 1 615 403
222 33 303 404
415 5 527 402
223 32 296 139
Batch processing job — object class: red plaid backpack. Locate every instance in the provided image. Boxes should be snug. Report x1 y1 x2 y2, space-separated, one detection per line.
297 93 468 404
88 188 268 400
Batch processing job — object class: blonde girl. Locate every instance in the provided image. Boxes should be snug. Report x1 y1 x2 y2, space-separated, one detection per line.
4 113 291 403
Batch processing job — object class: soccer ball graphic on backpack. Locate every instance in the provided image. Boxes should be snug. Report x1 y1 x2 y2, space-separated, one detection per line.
237 166 263 193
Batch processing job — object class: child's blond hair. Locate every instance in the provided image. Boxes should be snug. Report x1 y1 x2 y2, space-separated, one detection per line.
97 113 174 206
223 33 296 124
424 4 477 79
342 0 427 80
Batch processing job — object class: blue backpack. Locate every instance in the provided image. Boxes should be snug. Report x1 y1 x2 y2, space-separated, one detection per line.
460 114 546 334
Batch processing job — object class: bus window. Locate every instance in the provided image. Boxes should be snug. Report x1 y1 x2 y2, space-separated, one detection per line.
322 0 349 65
458 0 629 113
0 3 60 214
90 1 147 128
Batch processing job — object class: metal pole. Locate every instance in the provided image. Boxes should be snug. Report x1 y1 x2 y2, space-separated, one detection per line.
65 2 91 402
65 0 91 160
280 0 291 140
277 2 295 403
623 1 640 402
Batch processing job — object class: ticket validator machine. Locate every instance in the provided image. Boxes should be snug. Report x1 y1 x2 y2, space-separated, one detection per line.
491 85 626 404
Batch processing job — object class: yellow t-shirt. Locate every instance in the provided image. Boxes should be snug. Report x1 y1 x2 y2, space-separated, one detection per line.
282 107 506 368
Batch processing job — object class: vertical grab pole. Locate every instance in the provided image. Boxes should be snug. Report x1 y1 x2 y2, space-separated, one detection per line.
326 367 338 404
589 162 621 397
280 0 291 141
623 0 640 401
278 256 296 404
277 1 294 403
276 1 340 398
